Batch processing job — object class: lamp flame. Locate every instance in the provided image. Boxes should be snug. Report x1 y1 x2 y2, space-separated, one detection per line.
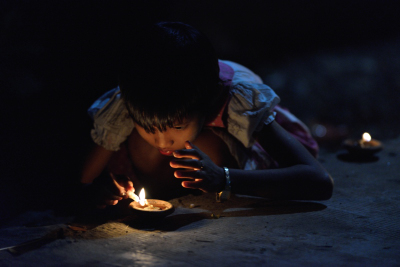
139 188 147 206
362 132 371 142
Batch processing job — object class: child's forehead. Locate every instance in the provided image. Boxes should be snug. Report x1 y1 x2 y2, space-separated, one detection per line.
167 117 198 127
173 117 192 124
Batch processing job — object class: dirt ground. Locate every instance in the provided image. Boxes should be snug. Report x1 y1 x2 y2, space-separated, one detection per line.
0 137 399 266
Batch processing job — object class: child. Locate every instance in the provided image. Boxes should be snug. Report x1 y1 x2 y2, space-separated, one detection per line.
81 22 333 209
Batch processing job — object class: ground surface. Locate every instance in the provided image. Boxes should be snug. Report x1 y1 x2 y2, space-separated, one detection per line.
0 138 399 266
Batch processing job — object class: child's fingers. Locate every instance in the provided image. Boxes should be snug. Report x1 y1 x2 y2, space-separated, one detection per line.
95 199 118 208
111 174 135 197
173 149 200 159
170 159 203 170
174 141 208 160
126 180 134 192
174 170 203 179
185 141 204 154
110 173 128 197
104 199 119 206
185 141 193 149
96 188 121 207
102 187 123 200
95 181 123 204
185 141 208 158
118 180 135 199
119 180 134 191
181 179 207 192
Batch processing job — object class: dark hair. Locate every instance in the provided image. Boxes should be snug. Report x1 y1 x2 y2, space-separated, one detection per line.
118 22 222 133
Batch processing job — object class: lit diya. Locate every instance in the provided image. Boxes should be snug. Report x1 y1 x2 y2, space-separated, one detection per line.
343 132 383 157
127 188 174 219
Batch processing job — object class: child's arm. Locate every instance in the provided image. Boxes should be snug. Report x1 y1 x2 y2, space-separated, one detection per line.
231 120 333 200
80 144 134 208
172 121 333 201
81 144 114 184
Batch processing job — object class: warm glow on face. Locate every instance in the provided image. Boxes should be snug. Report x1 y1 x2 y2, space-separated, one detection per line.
362 132 371 142
139 188 146 206
133 116 204 153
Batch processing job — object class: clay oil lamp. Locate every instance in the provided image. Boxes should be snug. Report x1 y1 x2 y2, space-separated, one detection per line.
343 132 383 157
128 188 174 220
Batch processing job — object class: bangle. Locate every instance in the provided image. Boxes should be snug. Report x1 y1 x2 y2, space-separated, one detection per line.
216 167 231 202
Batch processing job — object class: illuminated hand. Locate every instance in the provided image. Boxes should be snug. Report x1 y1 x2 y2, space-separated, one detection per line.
170 141 225 193
90 173 135 209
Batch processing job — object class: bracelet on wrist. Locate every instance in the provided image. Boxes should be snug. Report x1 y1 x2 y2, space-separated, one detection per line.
216 167 231 202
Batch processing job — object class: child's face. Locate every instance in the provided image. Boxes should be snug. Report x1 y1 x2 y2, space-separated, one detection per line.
134 116 204 156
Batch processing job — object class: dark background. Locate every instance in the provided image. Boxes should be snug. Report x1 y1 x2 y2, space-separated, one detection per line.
1 0 399 223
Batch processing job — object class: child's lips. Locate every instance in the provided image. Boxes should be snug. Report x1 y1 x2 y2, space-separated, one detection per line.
158 149 174 156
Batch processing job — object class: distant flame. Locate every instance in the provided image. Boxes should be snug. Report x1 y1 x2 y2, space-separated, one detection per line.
362 132 371 142
139 188 147 206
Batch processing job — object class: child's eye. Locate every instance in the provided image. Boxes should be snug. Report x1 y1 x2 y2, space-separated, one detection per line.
173 125 187 130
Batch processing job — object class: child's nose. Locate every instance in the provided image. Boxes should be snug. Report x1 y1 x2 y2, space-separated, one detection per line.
155 132 174 148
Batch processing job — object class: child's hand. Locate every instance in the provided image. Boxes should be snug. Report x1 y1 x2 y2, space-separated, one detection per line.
88 173 135 209
170 141 225 193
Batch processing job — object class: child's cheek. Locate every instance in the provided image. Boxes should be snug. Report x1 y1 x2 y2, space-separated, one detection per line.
188 128 202 143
